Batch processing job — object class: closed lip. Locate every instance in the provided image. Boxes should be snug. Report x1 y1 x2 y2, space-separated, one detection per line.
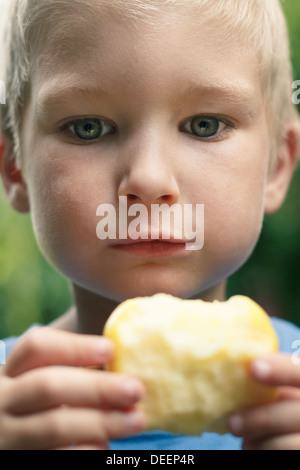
110 237 189 257
110 237 188 245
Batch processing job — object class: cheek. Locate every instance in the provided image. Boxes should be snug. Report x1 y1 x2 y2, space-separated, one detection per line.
25 150 112 268
186 130 269 262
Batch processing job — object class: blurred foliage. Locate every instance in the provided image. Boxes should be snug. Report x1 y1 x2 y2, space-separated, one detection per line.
0 190 73 338
0 0 300 339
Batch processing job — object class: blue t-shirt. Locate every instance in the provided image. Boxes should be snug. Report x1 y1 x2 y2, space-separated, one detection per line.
2 317 300 450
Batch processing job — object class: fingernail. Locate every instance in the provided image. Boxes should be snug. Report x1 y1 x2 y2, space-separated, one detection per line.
96 338 113 356
125 410 146 433
227 414 244 435
123 379 145 400
251 359 272 379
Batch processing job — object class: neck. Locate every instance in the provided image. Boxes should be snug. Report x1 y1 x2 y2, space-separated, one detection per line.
190 281 227 302
73 285 119 335
50 285 118 335
49 281 227 335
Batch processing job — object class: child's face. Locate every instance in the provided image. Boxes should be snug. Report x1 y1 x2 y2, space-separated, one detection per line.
18 7 273 301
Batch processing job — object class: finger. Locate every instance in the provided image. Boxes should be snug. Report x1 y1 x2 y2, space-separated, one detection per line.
5 367 145 415
277 386 300 401
228 400 300 439
243 433 300 451
250 353 300 388
4 327 114 377
4 407 145 450
54 442 109 450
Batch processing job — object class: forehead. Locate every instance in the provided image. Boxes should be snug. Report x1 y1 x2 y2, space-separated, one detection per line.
32 3 262 111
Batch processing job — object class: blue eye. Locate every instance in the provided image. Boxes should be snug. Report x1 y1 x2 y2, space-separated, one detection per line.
180 116 228 139
67 118 114 141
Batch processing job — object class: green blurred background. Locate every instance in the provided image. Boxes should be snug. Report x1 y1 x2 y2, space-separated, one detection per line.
0 0 300 339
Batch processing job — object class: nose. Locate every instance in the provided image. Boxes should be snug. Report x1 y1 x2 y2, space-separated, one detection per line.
118 130 180 205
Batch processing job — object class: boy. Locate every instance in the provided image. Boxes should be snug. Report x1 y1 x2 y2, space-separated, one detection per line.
0 0 300 450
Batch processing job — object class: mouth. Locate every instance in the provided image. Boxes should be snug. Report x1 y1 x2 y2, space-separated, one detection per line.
110 238 189 257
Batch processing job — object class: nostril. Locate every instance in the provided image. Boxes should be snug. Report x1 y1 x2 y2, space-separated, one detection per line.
126 194 176 204
127 194 139 201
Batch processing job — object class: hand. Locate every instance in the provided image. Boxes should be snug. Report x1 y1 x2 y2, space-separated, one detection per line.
227 353 300 450
0 327 145 450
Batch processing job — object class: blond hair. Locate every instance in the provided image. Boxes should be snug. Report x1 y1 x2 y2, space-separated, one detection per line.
0 0 299 165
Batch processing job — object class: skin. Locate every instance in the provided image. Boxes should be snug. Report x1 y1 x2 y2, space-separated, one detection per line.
0 5 299 450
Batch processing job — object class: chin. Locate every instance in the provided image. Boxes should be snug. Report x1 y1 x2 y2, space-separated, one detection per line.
105 276 203 302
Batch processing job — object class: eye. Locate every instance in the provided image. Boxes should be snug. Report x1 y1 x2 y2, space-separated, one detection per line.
64 118 115 141
180 116 229 139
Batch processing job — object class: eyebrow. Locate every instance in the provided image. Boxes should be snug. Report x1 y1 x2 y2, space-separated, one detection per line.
36 77 260 123
35 82 110 122
40 83 109 104
184 79 259 111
